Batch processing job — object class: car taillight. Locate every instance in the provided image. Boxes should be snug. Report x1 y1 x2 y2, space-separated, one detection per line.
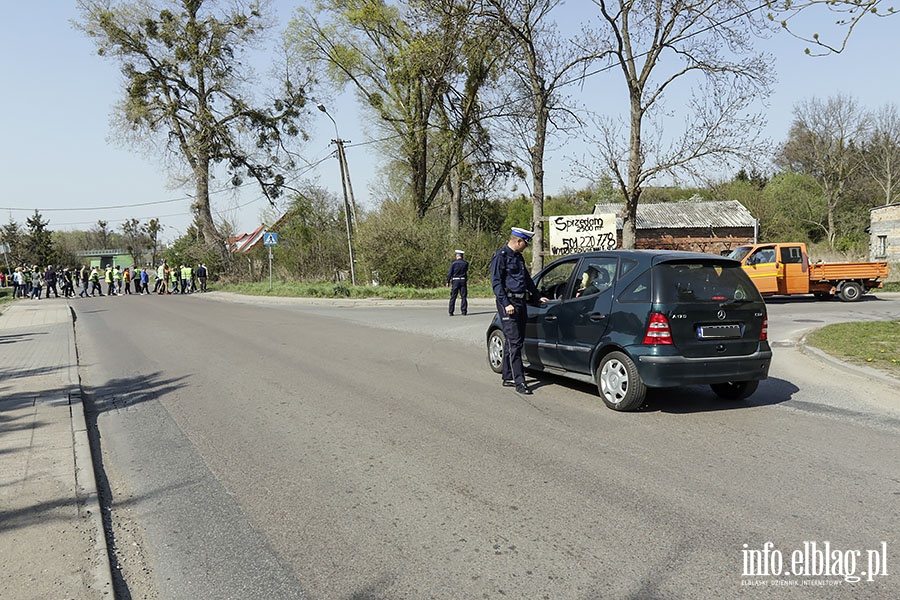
760 316 768 341
643 312 673 345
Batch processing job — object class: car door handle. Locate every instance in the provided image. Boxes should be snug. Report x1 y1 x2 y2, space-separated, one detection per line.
544 315 558 322
589 313 607 322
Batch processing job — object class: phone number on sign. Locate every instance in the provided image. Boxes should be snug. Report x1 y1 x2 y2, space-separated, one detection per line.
550 233 617 255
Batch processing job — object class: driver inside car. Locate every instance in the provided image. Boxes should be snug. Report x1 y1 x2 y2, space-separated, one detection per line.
575 265 609 298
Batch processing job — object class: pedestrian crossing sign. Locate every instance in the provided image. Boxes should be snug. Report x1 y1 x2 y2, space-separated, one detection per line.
263 232 278 246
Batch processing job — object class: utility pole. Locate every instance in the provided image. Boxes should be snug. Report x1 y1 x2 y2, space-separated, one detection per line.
317 103 357 286
336 141 358 230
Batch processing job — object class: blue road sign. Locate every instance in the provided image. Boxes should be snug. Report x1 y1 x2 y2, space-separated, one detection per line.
263 232 278 246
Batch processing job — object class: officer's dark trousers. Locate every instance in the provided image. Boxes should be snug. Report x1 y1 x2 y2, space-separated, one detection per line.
449 281 467 315
497 297 527 385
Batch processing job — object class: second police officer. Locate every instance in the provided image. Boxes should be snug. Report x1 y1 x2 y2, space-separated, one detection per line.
446 249 468 316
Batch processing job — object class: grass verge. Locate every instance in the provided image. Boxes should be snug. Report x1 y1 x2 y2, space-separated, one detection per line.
215 281 496 300
805 320 900 379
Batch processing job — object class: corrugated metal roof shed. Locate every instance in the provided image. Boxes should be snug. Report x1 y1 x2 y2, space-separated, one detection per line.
593 200 755 229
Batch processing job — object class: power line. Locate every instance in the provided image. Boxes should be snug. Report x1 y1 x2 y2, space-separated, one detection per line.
7 5 775 228
3 145 337 225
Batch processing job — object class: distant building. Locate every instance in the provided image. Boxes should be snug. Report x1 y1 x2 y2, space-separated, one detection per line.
74 249 134 268
227 225 267 254
592 199 757 254
227 210 294 255
869 203 900 263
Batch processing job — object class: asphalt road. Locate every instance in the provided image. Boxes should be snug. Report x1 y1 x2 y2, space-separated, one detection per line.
73 292 900 599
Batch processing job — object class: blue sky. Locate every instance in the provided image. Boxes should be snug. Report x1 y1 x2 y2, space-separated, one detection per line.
0 2 896 243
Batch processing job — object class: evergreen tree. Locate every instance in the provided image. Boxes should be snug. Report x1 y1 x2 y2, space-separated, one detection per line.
25 211 55 267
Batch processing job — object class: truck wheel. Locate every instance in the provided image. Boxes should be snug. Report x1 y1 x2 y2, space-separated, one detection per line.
838 281 863 302
596 351 647 411
710 380 759 400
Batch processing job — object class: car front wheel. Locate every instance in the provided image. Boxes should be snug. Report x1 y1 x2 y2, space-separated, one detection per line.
596 351 647 411
710 380 759 400
487 329 505 374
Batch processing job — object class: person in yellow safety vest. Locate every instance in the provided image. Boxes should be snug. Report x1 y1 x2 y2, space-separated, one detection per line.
113 265 122 295
180 264 191 294
170 265 179 293
105 265 115 296
90 266 103 296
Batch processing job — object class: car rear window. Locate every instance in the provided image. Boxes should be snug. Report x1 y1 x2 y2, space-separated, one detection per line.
653 262 758 303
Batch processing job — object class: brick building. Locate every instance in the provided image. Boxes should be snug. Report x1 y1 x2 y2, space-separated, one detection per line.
869 203 900 264
592 199 757 254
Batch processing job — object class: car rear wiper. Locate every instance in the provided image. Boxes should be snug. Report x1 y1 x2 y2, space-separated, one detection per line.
719 298 752 309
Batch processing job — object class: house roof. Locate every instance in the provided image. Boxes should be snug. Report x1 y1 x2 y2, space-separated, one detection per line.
227 225 266 253
227 211 293 254
593 200 756 230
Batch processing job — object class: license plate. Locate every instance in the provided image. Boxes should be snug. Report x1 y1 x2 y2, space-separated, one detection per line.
697 324 742 339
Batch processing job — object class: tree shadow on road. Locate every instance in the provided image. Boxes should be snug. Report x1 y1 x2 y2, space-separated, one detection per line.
0 331 47 345
78 371 190 600
0 363 68 383
81 371 190 415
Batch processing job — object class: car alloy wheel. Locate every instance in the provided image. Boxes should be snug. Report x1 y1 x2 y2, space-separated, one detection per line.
487 329 505 374
597 351 646 411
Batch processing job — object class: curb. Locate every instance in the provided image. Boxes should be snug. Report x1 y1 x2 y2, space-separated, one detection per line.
201 290 498 309
66 304 115 597
797 334 900 388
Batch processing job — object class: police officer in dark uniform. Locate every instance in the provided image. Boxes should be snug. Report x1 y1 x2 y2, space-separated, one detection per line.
490 227 548 395
446 249 468 316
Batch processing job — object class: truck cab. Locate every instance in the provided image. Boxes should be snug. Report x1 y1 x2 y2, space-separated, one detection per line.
728 243 810 296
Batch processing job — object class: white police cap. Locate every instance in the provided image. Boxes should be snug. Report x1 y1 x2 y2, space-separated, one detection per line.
511 227 535 242
454 249 465 255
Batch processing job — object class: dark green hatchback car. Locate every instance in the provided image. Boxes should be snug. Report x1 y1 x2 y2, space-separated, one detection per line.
486 250 772 411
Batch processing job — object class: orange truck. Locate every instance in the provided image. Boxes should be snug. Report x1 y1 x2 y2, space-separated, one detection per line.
727 242 889 302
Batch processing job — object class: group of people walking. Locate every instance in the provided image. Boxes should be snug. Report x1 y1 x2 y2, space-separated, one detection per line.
4 262 209 299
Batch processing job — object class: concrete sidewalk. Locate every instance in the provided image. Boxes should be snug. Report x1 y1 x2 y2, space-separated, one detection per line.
0 299 113 599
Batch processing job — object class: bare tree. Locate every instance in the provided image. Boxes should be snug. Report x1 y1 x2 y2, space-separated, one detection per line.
93 219 112 249
483 0 601 272
121 218 147 266
143 218 163 266
863 104 900 205
766 0 897 55
776 94 871 248
581 1 773 249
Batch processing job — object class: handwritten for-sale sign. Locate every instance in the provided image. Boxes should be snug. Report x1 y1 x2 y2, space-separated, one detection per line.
548 213 617 255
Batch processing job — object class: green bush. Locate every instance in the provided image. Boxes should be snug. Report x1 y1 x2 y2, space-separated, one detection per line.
357 202 506 287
